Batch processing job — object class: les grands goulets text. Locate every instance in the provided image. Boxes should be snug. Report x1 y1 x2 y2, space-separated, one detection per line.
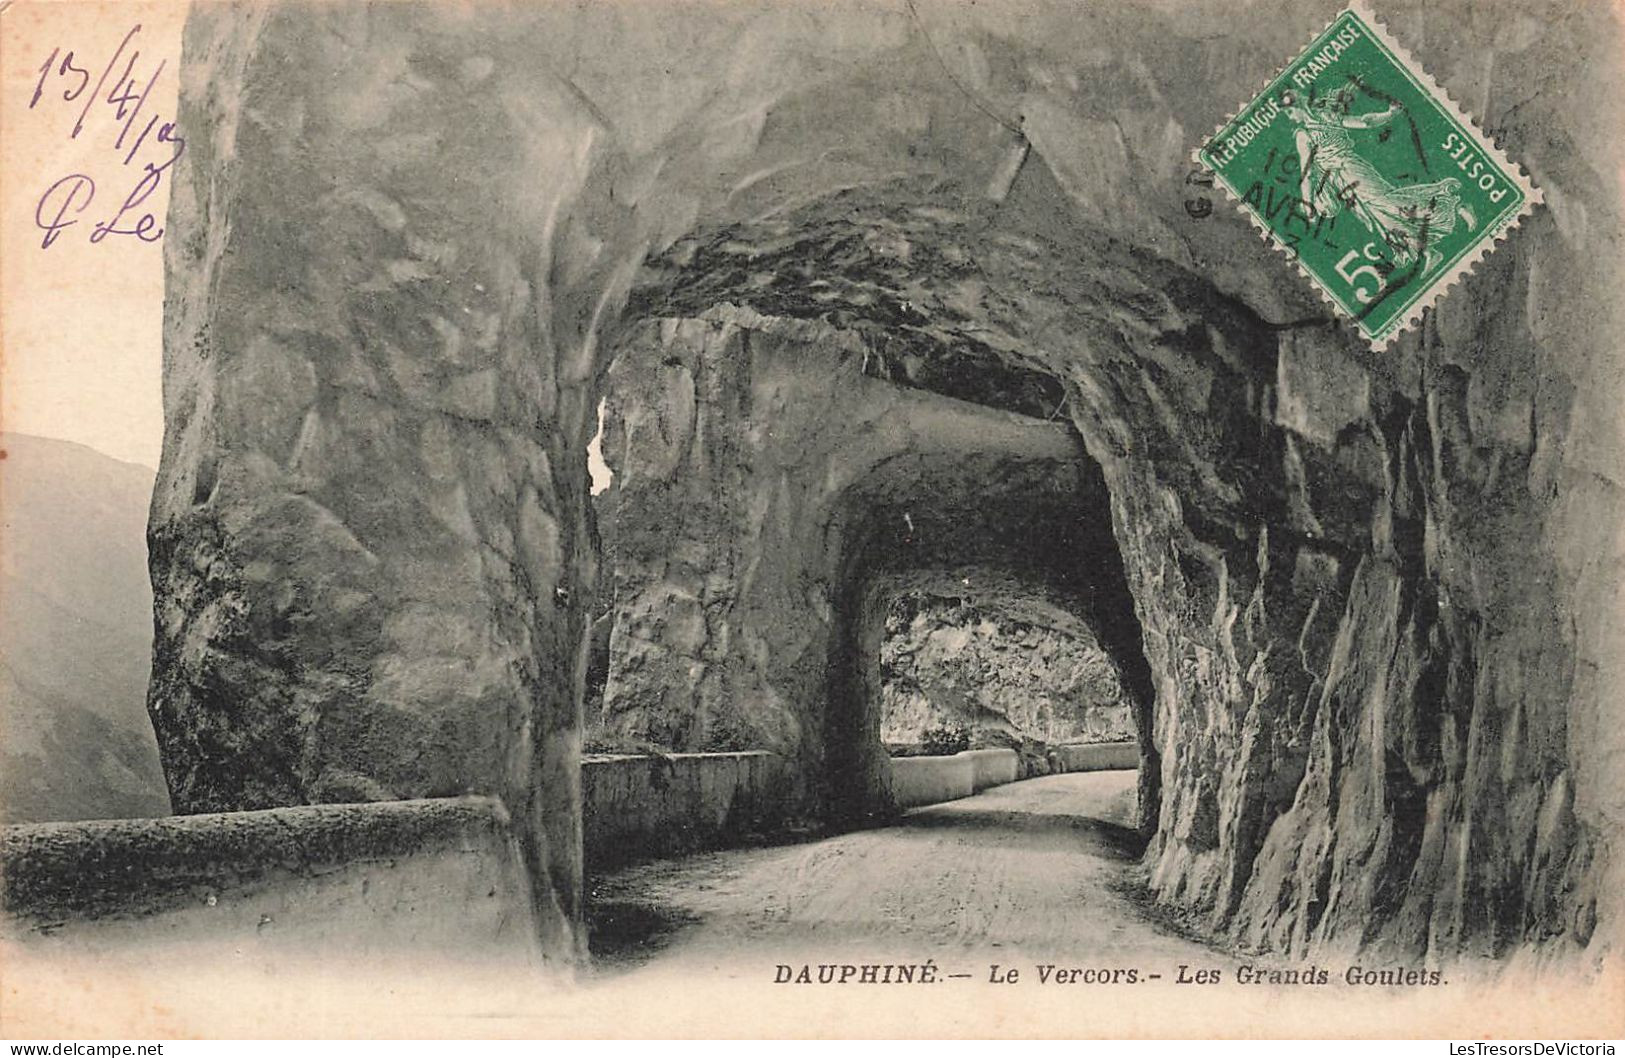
772 961 1467 987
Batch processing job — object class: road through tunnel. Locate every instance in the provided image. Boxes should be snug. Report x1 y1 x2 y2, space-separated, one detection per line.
819 446 1156 828
593 296 1156 805
563 164 1608 961
146 0 1621 974
593 175 1302 847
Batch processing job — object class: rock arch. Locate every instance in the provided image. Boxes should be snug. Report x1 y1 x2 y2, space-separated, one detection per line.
148 0 1622 968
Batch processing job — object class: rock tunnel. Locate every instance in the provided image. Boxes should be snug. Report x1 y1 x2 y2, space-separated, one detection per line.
594 250 1158 828
146 0 1622 972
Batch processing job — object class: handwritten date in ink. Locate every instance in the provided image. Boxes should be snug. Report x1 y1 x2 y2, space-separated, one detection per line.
29 25 185 249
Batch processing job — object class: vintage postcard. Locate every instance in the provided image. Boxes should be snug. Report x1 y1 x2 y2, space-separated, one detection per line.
1 0 1621 1041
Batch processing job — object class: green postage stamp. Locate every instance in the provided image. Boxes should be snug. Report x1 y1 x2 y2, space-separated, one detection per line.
1195 2 1540 348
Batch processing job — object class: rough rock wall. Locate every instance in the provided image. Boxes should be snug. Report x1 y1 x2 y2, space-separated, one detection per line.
2 798 539 969
879 594 1135 747
621 141 1619 963
155 0 1622 966
1071 4 1625 960
150 3 613 961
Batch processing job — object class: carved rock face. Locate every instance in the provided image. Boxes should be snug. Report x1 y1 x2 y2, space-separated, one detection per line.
153 0 1621 965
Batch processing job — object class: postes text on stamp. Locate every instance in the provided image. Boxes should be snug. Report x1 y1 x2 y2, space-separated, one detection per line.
1195 3 1541 348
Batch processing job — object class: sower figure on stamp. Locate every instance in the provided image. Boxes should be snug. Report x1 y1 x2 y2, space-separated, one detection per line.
1282 84 1475 271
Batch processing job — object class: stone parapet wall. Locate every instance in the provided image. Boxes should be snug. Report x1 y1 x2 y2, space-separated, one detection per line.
889 748 1024 808
1051 742 1139 773
2 756 797 944
961 749 1021 791
580 752 790 870
890 745 1136 810
889 754 977 809
0 798 541 969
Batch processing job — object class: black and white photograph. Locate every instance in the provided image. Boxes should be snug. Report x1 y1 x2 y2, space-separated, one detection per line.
1 0 1621 1040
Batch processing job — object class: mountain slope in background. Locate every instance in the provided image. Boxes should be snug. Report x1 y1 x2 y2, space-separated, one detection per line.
1 432 171 822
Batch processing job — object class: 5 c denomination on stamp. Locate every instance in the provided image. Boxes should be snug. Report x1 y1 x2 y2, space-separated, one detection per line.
1195 2 1540 348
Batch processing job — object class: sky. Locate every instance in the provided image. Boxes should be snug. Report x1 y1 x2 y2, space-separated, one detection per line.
2 0 190 470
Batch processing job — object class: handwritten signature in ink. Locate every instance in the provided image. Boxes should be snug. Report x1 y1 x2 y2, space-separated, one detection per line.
29 24 186 249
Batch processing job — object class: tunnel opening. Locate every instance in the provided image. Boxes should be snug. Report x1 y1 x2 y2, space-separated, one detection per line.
818 441 1157 830
588 172 1184 848
574 155 1414 945
877 588 1137 755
